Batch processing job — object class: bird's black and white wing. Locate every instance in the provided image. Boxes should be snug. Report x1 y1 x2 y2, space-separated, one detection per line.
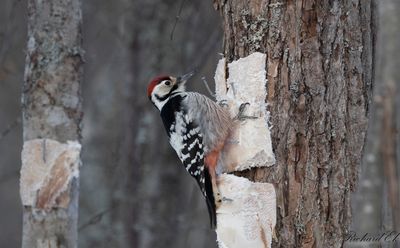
160 94 217 228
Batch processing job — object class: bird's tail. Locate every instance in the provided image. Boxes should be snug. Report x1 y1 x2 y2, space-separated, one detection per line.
204 167 217 229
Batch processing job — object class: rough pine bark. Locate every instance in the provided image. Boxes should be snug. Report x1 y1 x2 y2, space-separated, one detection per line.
213 0 376 247
21 0 83 247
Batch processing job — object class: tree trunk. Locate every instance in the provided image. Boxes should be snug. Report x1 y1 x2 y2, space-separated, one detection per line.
214 1 376 247
20 0 83 247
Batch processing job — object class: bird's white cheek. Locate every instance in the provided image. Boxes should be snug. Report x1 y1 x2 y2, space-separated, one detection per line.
152 95 167 110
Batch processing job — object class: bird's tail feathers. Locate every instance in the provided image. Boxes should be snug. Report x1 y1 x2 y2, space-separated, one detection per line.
204 168 217 229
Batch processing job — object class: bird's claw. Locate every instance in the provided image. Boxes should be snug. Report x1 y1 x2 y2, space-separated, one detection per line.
239 102 250 113
235 102 258 121
218 99 229 107
222 197 233 202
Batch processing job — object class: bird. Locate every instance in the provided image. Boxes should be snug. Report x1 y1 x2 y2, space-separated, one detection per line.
147 71 232 228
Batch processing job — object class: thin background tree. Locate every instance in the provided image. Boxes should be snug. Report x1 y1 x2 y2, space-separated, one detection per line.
21 0 83 247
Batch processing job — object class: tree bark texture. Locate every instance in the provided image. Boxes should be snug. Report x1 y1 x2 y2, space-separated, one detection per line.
214 1 376 247
21 0 83 247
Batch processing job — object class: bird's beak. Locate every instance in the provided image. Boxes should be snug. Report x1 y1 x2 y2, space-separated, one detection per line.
176 70 195 85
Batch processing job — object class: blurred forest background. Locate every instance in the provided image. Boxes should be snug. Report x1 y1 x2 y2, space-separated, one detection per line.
0 0 398 248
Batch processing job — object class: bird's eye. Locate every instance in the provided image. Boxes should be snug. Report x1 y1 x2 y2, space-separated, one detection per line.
164 80 171 86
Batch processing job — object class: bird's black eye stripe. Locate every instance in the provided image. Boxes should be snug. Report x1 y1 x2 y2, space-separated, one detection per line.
154 83 179 102
155 94 169 101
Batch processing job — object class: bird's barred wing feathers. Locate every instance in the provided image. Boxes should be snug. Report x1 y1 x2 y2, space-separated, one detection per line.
177 115 217 228
182 92 231 151
180 121 205 181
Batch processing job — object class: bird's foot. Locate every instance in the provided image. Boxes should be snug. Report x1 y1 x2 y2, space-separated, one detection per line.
222 196 233 202
218 99 229 107
235 102 258 121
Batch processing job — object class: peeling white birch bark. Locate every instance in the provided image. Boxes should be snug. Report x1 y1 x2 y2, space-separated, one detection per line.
214 52 276 248
216 175 276 248
215 52 275 173
20 139 81 209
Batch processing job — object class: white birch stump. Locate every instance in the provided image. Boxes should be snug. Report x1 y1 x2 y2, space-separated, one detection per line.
20 139 81 247
20 139 81 210
214 52 276 248
217 175 276 248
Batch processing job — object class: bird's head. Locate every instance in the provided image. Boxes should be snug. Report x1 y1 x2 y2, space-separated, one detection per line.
147 71 194 110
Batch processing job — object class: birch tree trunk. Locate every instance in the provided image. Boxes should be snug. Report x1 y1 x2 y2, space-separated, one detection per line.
213 1 376 247
20 0 83 247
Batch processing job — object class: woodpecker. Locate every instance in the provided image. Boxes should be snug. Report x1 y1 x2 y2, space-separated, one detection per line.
147 72 231 228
